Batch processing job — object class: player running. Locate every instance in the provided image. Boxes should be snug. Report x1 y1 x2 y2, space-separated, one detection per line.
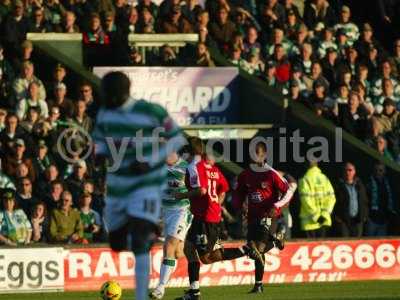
176 137 264 300
92 72 184 300
150 151 193 299
233 142 297 293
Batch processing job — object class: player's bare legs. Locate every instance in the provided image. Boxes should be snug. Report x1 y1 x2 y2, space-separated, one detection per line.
150 236 185 299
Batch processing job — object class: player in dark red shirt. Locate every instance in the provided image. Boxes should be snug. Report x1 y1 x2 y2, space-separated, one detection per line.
233 142 297 294
175 137 263 300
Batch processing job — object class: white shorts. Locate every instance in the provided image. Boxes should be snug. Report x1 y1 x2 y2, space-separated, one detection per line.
163 206 192 241
104 186 162 232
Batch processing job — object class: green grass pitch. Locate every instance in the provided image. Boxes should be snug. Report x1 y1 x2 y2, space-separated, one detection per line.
1 281 400 300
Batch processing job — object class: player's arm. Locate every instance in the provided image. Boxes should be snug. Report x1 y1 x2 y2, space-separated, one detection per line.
180 162 208 199
232 171 247 211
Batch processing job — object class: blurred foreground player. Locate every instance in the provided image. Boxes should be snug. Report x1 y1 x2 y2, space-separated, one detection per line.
176 137 264 300
92 71 184 300
233 142 297 293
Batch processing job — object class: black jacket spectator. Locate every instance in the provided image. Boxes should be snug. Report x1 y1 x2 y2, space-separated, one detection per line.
303 0 336 31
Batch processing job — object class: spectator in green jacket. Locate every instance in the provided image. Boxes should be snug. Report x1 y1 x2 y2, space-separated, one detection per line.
79 192 102 243
49 190 84 243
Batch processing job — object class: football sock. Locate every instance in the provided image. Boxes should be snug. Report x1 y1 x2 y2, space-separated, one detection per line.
255 260 265 283
265 240 275 253
222 248 245 260
158 258 176 288
188 261 200 290
135 253 150 300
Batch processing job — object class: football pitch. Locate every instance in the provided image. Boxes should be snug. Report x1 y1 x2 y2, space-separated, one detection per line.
1 281 400 300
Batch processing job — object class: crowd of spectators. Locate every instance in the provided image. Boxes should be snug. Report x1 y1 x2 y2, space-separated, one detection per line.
0 0 399 245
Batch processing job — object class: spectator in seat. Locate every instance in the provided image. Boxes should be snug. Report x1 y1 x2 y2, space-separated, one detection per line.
303 0 336 32
195 9 210 44
391 39 400 75
371 60 400 100
265 27 293 57
16 177 38 218
65 159 90 205
20 106 41 133
41 169 63 209
159 5 193 34
340 46 359 76
0 189 32 246
304 79 331 117
0 0 12 24
159 45 179 66
114 0 130 28
299 160 336 238
68 99 93 133
304 61 329 93
16 81 49 121
127 46 144 66
47 83 74 120
0 108 7 133
246 48 264 76
285 8 301 40
208 6 237 51
79 192 102 243
194 42 215 67
30 201 49 243
1 0 30 54
32 140 53 178
263 60 281 90
43 0 65 27
336 92 369 139
49 190 84 243
29 7 52 33
317 28 338 59
55 11 79 33
333 162 369 237
3 138 35 181
366 162 397 236
13 61 46 103
373 79 400 114
259 0 286 35
355 23 382 61
0 114 26 155
181 0 202 25
78 82 97 119
333 5 359 46
295 42 314 77
137 7 155 33
243 26 261 57
273 44 290 83
0 169 15 190
136 0 158 19
47 63 68 98
373 134 395 161
83 13 110 45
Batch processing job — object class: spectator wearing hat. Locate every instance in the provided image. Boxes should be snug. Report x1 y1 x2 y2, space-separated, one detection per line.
318 28 338 59
321 47 339 88
28 7 52 33
355 23 382 61
49 190 84 243
16 177 38 218
47 82 74 119
32 140 53 177
333 6 359 46
336 92 369 139
13 61 46 104
79 191 102 243
1 0 30 55
333 162 369 237
3 138 36 178
55 11 80 33
303 0 336 32
16 81 49 121
208 6 237 51
0 188 32 246
284 8 301 39
159 4 193 33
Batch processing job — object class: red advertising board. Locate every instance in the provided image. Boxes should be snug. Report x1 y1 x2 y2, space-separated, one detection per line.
64 239 400 291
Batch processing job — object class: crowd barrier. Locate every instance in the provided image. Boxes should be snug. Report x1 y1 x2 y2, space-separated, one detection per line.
1 238 400 293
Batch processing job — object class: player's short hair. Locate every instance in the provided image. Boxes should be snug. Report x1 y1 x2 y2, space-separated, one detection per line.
186 137 204 156
101 71 131 109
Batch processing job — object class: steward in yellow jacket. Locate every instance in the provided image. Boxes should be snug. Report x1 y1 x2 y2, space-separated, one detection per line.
299 162 336 235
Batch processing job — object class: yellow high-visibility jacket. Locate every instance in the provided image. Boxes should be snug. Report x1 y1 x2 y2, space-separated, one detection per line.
299 166 336 231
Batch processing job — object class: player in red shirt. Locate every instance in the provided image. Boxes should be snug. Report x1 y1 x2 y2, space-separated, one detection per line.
233 142 297 293
175 137 263 300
